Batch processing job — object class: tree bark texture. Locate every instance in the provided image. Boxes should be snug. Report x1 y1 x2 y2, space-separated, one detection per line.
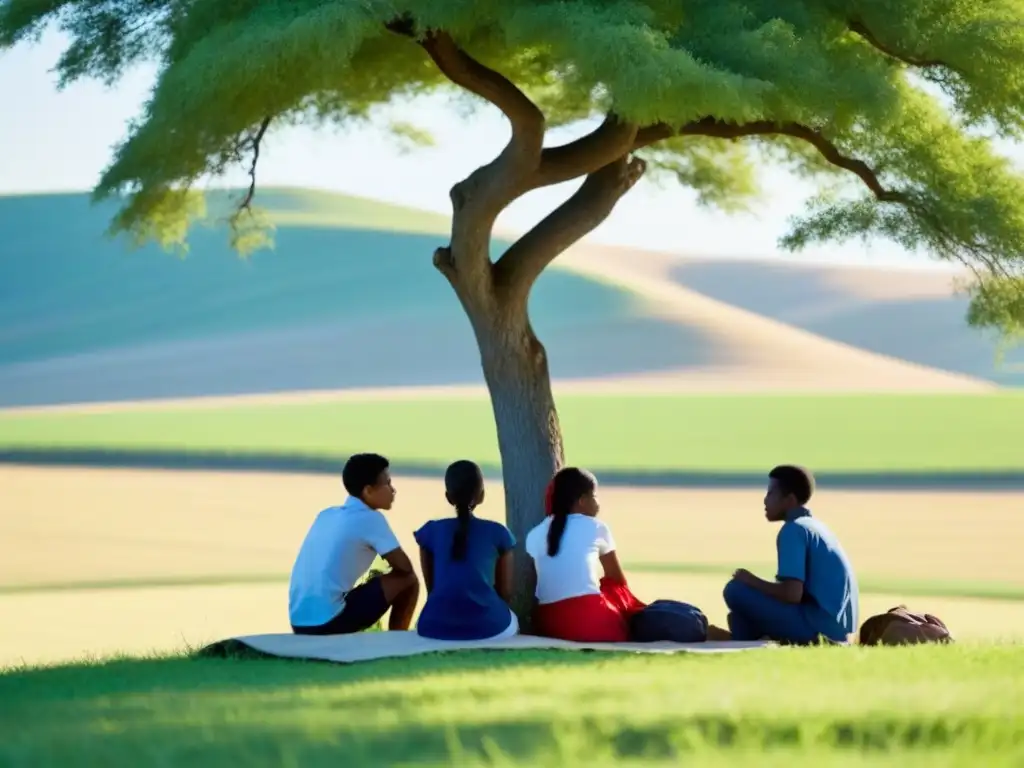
437 235 563 626
474 307 564 625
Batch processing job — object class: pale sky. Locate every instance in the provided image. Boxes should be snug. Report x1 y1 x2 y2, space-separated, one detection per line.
3 29 1022 269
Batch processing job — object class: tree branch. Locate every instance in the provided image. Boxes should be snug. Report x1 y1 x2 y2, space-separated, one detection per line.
424 32 544 143
493 155 647 303
386 19 543 156
237 116 272 212
386 17 548 289
636 118 991 277
634 118 902 203
534 115 639 188
847 20 947 69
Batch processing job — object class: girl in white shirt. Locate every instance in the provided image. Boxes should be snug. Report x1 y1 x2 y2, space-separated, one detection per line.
525 467 646 642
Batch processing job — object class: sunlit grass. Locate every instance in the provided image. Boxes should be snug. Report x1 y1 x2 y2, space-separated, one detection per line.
1 644 1021 766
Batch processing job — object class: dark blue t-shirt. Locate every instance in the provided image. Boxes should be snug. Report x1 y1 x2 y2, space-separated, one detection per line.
414 516 516 641
776 508 860 640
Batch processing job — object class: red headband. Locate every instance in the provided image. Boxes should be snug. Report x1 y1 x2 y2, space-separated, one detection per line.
544 479 555 516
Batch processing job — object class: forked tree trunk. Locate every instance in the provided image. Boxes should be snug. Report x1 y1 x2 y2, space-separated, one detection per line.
432 131 643 624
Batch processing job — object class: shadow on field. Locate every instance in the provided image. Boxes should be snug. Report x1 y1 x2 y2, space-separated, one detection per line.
3 563 1022 601
0 649 1003 766
3 447 1024 490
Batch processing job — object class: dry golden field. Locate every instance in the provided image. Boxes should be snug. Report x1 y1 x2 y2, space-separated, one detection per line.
2 465 1020 667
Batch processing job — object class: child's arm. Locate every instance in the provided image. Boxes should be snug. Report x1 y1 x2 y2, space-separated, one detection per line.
495 551 513 603
735 523 807 603
419 546 434 594
381 546 417 577
599 551 628 584
370 516 417 577
494 525 516 604
734 569 804 604
596 520 628 584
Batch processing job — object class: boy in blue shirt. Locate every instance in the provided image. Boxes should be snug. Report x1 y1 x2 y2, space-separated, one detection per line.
723 465 859 644
414 460 519 641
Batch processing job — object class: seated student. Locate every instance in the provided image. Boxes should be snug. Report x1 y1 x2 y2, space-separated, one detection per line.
723 464 859 645
414 460 519 641
288 453 420 635
526 467 646 643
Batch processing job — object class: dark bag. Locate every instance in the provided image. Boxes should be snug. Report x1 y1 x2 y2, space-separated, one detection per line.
858 605 954 646
628 600 709 643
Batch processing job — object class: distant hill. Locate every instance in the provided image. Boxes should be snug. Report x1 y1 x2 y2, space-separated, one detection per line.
1 187 1016 409
0 189 708 406
666 257 1024 387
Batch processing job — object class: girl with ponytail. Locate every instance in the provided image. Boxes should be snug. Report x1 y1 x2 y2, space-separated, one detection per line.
414 460 519 641
525 467 646 643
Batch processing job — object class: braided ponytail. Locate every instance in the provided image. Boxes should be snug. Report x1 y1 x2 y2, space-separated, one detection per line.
444 460 485 561
546 468 596 557
451 501 472 560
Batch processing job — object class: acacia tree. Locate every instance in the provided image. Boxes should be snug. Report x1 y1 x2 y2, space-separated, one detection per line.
5 0 1024 611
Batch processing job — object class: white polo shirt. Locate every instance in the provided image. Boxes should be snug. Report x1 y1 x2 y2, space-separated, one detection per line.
288 496 401 627
525 514 616 604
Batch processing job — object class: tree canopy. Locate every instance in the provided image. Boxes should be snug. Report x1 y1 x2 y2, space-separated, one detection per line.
4 0 1024 335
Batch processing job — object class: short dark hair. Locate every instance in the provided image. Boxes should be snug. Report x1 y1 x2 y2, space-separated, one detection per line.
342 453 390 497
769 465 815 506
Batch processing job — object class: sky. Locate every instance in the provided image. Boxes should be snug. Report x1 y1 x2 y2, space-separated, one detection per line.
3 29 1022 269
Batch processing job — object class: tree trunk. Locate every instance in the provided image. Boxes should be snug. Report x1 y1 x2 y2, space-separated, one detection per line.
469 303 564 627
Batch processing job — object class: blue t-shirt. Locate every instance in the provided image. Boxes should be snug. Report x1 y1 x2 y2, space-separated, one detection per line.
776 508 860 640
414 516 516 641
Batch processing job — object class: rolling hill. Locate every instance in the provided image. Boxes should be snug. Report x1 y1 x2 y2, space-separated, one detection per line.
0 189 711 407
0 187 1014 409
556 245 1023 389
667 255 1024 387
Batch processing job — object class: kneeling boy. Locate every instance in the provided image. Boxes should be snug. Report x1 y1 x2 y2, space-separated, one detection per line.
723 465 859 645
289 453 420 635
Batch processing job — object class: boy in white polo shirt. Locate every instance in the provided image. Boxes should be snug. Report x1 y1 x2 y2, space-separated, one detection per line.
289 453 420 634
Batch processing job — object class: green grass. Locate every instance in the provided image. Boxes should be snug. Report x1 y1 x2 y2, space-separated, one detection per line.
1 645 1021 766
3 392 1023 474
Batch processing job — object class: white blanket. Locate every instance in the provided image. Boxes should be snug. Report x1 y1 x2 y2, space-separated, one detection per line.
228 631 773 664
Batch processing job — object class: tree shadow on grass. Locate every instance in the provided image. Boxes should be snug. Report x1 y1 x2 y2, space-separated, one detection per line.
8 716 996 767
0 649 609 766
0 648 1015 766
0 646 604 699
4 448 1024 489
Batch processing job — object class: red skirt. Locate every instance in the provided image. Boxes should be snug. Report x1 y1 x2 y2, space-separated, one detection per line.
533 578 647 643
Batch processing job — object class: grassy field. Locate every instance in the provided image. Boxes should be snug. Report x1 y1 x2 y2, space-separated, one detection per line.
2 466 1021 669
4 185 1021 763
3 463 1022 765
3 392 1023 476
1 645 1022 767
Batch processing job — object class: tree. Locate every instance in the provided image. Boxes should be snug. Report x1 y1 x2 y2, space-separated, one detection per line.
5 0 1024 615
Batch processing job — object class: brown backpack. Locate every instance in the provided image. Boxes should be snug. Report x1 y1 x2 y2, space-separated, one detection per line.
858 605 954 646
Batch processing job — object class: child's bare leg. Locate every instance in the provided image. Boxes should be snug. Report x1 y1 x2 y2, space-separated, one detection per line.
380 571 420 630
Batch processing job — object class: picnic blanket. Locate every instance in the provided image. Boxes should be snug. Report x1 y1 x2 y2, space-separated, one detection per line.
199 631 772 664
